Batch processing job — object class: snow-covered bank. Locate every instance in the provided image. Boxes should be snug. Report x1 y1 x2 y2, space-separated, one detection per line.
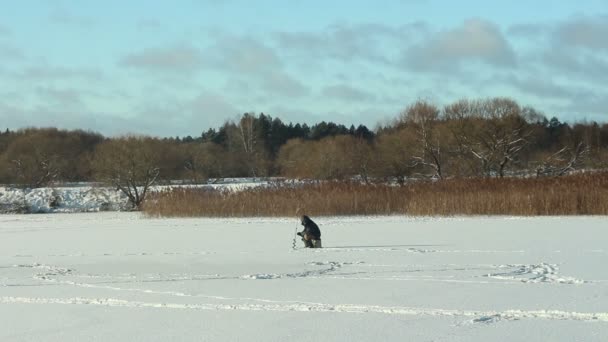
1 214 607 341
0 186 128 213
0 179 270 213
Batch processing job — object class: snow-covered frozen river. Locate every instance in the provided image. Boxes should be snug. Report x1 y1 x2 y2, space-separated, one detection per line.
1 213 607 341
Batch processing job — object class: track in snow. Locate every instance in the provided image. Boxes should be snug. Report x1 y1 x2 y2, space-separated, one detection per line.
2 295 607 324
2 258 601 325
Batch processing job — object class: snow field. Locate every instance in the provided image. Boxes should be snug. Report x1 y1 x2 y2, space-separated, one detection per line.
1 214 607 341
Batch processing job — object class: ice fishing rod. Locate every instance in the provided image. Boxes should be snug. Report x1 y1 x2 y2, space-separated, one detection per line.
292 207 301 250
292 220 298 250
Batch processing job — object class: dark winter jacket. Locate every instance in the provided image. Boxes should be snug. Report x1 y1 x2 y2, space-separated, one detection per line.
300 215 321 240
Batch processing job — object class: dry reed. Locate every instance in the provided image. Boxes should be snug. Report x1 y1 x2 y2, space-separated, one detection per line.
142 172 608 217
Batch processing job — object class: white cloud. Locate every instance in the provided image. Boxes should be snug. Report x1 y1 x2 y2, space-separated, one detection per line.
275 23 408 64
404 18 516 70
118 92 243 137
205 35 283 73
260 70 310 98
505 15 608 86
0 45 23 60
555 14 608 51
18 66 103 81
498 74 575 99
119 45 204 73
188 93 240 121
322 84 377 102
202 34 310 98
36 87 84 106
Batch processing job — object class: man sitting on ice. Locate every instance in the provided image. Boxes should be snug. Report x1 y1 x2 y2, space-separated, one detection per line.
297 215 322 248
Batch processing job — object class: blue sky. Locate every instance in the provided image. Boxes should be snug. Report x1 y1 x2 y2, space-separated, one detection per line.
0 0 607 136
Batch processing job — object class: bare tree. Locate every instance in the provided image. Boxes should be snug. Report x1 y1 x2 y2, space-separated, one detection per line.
346 137 374 183
536 142 589 177
315 135 356 180
445 98 530 177
276 138 312 179
401 100 444 179
1 132 63 188
373 128 418 185
276 136 372 181
483 98 531 177
184 142 227 183
225 113 271 177
10 157 59 188
92 136 161 209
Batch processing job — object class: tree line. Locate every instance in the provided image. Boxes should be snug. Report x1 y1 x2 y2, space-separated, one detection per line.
1 97 607 206
0 113 376 187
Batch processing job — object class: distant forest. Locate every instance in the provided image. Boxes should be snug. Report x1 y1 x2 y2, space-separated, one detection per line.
1 97 607 188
